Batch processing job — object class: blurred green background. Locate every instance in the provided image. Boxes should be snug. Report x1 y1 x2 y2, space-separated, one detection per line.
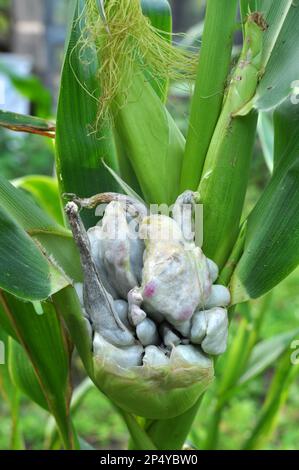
0 0 298 450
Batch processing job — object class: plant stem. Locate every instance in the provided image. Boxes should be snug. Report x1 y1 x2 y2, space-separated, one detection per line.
117 408 157 450
145 396 204 450
197 12 268 267
180 0 238 191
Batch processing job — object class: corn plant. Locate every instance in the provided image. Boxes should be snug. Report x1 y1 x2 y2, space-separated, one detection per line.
1 0 299 450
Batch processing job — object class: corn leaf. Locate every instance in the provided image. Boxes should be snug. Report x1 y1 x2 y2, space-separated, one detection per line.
230 100 299 302
0 206 67 300
45 378 94 449
8 337 49 410
0 176 82 283
254 2 299 111
53 286 94 377
257 112 274 173
13 176 64 226
243 350 299 449
0 293 76 449
55 0 119 228
0 109 55 138
273 99 299 170
238 328 299 386
0 328 24 449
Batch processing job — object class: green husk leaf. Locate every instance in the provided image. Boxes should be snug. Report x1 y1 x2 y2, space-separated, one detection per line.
114 71 185 204
55 0 120 228
84 0 196 124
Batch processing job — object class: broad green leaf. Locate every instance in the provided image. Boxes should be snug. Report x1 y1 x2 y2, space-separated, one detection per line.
243 350 299 449
0 174 62 232
0 109 55 138
13 176 64 226
0 206 66 300
45 377 94 449
230 100 299 302
273 98 299 170
0 293 75 449
238 328 299 385
55 0 119 228
254 2 299 111
53 286 93 377
0 300 18 340
0 176 82 283
257 112 274 173
0 328 24 450
8 337 48 410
